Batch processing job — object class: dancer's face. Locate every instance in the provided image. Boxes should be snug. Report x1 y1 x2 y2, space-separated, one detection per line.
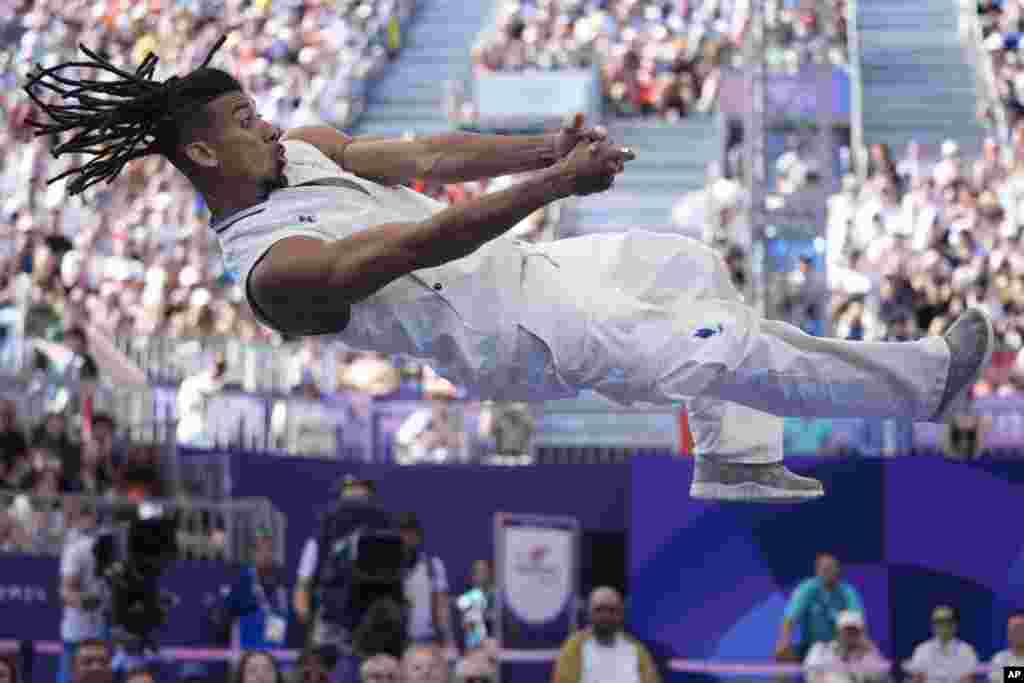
182 92 288 196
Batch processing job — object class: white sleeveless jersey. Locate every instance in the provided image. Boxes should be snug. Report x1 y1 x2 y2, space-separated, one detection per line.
213 139 525 396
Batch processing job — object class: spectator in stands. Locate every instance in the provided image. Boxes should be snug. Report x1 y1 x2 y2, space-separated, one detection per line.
297 648 332 683
176 351 229 447
401 645 448 683
974 137 1008 190
178 663 209 683
934 141 964 191
906 606 979 683
804 610 888 683
395 392 466 464
110 461 162 502
0 399 28 487
553 586 660 683
234 651 283 683
9 451 65 549
59 501 108 683
398 513 455 656
0 655 18 683
456 560 496 652
123 668 156 683
226 527 290 651
67 416 115 498
0 506 31 552
359 655 400 683
867 143 900 191
989 611 1024 683
943 411 986 460
72 639 113 683
31 411 78 483
62 498 98 559
63 326 99 384
776 554 865 662
478 402 535 460
454 650 495 683
785 255 828 336
338 352 402 397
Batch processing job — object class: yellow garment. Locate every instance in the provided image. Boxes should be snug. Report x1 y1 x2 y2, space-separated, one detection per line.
387 15 401 51
552 629 661 683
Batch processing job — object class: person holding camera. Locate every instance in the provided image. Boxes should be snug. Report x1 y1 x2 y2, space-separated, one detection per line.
294 476 402 681
58 502 108 683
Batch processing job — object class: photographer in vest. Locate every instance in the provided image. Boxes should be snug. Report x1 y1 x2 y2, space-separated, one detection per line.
397 513 456 659
294 477 401 664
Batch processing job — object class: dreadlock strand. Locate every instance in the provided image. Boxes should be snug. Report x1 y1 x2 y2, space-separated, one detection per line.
24 34 235 196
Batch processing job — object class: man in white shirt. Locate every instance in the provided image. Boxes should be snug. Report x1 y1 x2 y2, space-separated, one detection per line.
397 513 454 655
552 587 660 683
59 504 108 683
804 610 889 683
989 612 1024 683
906 606 979 683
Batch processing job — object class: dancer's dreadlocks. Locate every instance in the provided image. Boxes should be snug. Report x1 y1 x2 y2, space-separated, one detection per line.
23 36 241 196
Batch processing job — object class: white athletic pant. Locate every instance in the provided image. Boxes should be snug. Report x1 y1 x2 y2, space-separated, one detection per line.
519 232 950 464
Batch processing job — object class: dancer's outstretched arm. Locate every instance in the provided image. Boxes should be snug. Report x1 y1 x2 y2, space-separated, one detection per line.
285 113 607 186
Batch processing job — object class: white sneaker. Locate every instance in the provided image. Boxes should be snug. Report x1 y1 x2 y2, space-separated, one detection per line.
689 462 825 503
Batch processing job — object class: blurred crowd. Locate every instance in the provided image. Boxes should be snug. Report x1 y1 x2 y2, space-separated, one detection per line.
978 0 1024 129
0 396 168 554
472 0 848 122
825 136 1024 396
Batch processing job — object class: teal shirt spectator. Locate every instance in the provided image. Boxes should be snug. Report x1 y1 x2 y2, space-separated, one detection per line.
784 418 834 455
784 576 864 655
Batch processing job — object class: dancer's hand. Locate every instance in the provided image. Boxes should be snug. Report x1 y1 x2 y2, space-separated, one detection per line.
551 113 608 160
557 139 636 196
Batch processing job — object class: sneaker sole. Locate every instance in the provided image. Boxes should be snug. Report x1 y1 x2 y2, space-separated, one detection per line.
689 481 824 503
935 309 995 423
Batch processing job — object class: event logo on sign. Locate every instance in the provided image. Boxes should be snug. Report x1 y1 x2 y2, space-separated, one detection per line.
503 527 572 625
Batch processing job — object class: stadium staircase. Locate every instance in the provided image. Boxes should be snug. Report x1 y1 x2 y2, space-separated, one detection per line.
564 116 720 234
858 0 985 155
353 0 489 136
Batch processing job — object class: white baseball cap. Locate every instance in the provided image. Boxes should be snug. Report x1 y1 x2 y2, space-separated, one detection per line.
942 139 960 157
837 610 865 629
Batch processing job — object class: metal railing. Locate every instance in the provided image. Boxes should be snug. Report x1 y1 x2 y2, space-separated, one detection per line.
0 491 286 566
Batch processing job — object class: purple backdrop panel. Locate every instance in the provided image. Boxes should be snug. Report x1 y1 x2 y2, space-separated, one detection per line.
0 556 61 640
0 557 237 645
884 459 1024 589
232 457 629 601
